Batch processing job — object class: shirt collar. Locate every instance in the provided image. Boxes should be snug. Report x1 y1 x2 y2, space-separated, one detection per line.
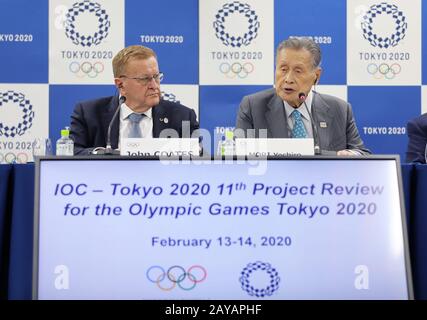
120 100 153 120
282 90 313 121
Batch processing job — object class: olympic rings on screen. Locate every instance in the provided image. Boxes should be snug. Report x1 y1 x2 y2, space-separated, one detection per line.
146 265 207 291
69 61 104 78
366 63 401 80
219 62 254 79
0 152 29 164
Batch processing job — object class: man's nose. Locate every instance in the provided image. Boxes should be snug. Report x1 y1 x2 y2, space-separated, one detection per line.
147 77 159 88
284 71 295 83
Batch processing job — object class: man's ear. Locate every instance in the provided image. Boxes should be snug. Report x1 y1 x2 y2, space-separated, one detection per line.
314 68 322 85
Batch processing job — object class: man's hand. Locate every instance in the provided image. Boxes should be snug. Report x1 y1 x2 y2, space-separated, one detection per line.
337 149 355 156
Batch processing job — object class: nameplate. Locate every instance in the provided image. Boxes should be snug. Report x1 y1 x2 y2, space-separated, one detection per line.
120 138 199 157
235 138 314 157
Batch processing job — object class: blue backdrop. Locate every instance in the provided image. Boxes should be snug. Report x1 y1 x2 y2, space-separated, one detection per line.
0 0 425 160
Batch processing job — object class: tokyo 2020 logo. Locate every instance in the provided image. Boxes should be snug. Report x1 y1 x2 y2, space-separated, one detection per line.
0 90 34 138
361 2 407 49
239 261 280 297
65 0 110 47
213 1 260 48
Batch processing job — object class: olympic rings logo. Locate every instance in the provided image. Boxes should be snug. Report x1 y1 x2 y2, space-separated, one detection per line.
366 62 401 79
219 62 254 79
146 265 207 291
240 261 280 297
125 142 141 148
69 61 104 78
0 152 29 164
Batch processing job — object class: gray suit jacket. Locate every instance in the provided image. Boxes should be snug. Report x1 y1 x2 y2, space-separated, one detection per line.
235 88 371 155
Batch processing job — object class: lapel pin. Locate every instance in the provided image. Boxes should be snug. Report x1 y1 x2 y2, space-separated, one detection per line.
319 122 327 128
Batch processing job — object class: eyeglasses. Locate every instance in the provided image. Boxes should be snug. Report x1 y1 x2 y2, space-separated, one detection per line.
119 72 164 85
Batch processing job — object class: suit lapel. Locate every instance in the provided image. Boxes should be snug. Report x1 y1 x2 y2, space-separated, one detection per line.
101 96 120 149
312 92 333 149
152 101 168 138
266 94 288 138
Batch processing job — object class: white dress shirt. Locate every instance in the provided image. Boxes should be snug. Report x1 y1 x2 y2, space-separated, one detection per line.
118 102 153 148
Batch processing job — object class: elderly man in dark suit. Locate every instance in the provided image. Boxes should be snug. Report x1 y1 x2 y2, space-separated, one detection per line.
70 45 199 155
235 37 370 155
406 113 427 163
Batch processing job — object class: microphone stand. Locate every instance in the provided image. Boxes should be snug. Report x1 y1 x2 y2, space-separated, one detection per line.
91 96 126 155
299 93 321 155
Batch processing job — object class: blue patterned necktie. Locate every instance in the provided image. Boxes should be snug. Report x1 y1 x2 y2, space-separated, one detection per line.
127 113 145 138
291 109 307 138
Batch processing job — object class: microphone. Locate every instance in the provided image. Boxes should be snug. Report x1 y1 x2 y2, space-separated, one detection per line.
299 92 321 155
91 96 126 155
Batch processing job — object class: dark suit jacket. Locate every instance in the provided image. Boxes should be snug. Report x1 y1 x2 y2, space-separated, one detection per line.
70 95 199 155
406 113 427 163
235 88 371 155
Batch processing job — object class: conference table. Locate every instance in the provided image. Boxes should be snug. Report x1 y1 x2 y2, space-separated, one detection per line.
0 162 426 300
